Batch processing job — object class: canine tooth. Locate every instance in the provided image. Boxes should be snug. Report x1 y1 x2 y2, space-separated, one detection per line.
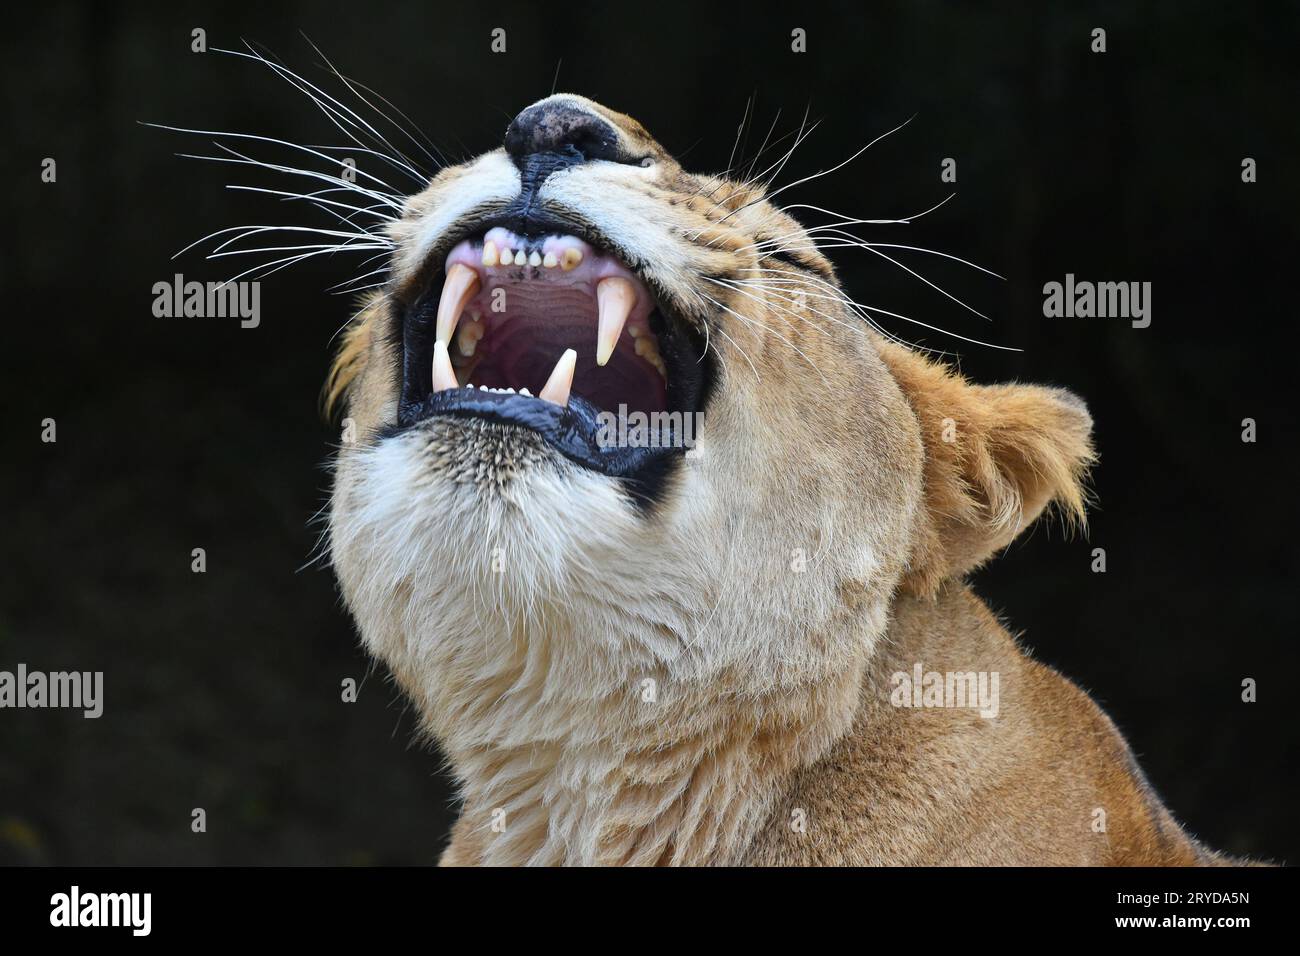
436 263 480 345
538 348 577 407
481 241 499 268
595 276 635 366
528 250 541 267
432 341 459 392
560 248 583 271
542 252 558 269
513 249 527 266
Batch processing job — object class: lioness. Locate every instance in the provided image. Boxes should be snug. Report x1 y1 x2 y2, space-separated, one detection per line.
326 95 1232 865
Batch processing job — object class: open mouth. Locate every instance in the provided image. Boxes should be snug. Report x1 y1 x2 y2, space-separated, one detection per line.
397 222 710 489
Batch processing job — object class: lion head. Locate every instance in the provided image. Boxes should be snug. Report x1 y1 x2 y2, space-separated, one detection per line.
324 95 1094 864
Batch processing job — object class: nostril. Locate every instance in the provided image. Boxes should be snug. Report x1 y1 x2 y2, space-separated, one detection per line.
505 102 625 164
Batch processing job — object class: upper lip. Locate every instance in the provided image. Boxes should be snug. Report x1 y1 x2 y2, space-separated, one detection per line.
394 212 711 485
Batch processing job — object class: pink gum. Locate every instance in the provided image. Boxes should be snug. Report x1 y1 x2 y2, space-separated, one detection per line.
443 233 656 332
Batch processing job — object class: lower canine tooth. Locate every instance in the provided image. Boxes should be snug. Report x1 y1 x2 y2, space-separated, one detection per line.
436 263 480 345
538 348 577 407
432 341 459 392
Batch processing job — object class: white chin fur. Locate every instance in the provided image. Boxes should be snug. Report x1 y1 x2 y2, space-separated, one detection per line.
329 416 897 756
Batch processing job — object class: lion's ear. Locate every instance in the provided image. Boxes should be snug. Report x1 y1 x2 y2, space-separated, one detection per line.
877 341 1096 596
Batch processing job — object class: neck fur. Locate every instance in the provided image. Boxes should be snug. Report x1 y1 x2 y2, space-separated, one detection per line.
385 614 867 866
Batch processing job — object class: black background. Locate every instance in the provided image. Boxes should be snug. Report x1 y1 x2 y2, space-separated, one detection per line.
1 1 1295 865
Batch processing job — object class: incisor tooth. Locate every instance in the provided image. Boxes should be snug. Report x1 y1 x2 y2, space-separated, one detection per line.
436 263 480 345
513 249 527 266
538 348 577 407
560 248 582 271
432 341 459 392
481 241 499 268
542 252 558 269
595 276 636 366
528 250 541 267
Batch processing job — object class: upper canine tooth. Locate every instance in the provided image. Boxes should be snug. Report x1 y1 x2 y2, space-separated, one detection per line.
432 341 459 392
436 263 481 345
481 241 499 268
538 348 577 407
560 248 583 271
595 276 636 366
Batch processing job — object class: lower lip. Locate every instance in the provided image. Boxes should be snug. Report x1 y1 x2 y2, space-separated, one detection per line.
407 387 682 478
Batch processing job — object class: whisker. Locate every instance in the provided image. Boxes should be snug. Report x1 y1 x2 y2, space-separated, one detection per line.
718 115 914 225
145 121 406 199
216 43 428 187
700 287 829 385
731 265 1018 352
297 32 447 172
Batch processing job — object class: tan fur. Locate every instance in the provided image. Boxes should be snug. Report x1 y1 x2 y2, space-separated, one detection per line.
326 95 1240 866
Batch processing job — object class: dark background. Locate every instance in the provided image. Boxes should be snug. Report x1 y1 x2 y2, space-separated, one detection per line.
1 1 1295 865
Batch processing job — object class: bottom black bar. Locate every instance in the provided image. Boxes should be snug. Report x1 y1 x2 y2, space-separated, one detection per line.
0 864 1286 941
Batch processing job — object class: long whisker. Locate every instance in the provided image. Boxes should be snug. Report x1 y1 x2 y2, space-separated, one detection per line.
718 115 914 225
224 185 396 225
148 122 406 202
708 275 868 340
297 32 447 172
176 144 404 212
700 287 830 385
216 43 429 187
731 265 1019 352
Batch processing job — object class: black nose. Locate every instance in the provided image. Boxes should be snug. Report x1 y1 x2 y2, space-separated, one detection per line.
504 100 623 164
